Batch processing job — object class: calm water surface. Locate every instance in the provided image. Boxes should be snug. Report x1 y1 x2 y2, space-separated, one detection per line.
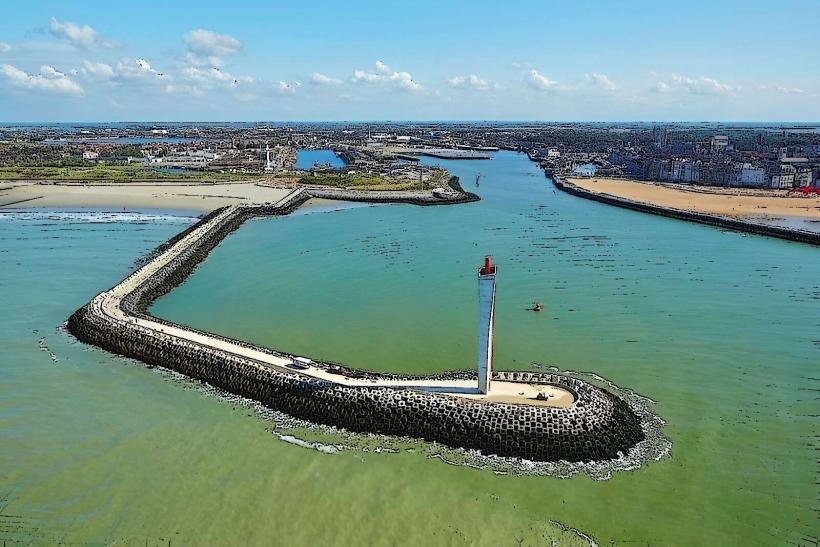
3 152 818 544
295 148 345 170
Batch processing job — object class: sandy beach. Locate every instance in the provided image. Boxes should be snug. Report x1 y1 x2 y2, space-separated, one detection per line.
0 180 296 212
567 177 820 222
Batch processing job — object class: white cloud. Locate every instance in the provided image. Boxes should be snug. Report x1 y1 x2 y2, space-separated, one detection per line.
184 29 242 58
311 72 341 86
49 17 101 49
352 60 422 92
81 60 114 80
273 80 301 94
77 54 250 97
774 85 805 94
182 52 224 68
652 74 737 95
1 63 84 95
0 42 11 53
511 61 531 69
585 73 617 91
104 58 166 86
40 65 66 79
183 66 230 83
109 98 122 108
180 66 251 90
526 69 557 91
448 74 493 91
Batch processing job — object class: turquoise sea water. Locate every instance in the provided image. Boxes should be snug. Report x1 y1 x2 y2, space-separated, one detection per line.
295 148 345 170
2 153 818 544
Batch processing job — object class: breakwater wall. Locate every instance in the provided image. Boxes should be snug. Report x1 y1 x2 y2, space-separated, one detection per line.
67 189 645 463
303 176 479 206
552 176 820 246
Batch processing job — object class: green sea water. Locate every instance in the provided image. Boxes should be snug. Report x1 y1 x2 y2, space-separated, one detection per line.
3 152 818 544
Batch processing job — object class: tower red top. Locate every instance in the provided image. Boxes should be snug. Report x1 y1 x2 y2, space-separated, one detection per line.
479 255 496 275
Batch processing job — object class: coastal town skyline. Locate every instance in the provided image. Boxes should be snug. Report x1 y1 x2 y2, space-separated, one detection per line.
2 0 819 122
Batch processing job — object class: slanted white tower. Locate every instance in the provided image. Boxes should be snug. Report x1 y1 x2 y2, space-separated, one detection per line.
476 255 497 394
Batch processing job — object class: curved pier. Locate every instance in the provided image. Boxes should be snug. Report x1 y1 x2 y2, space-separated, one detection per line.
67 188 645 462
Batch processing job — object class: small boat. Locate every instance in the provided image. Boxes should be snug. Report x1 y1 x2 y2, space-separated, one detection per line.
475 174 481 187
529 302 543 312
286 356 313 370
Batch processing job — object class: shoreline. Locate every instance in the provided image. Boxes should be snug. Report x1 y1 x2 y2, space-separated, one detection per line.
0 180 293 212
0 174 479 212
0 198 368 220
567 176 820 222
553 176 820 246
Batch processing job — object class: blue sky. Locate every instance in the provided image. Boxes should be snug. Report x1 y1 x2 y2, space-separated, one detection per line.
1 0 818 122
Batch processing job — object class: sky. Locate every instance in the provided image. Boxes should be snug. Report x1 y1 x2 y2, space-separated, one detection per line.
0 0 818 122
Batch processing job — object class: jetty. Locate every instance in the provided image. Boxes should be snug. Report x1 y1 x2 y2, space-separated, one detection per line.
68 187 645 462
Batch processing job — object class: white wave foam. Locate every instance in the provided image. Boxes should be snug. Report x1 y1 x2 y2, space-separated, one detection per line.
0 210 196 223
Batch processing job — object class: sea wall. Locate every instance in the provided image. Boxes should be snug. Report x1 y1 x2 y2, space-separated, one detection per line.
67 190 645 463
552 176 820 246
304 176 480 206
68 301 643 462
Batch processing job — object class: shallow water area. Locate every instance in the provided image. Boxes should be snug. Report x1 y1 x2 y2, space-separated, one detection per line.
153 151 819 544
2 152 818 545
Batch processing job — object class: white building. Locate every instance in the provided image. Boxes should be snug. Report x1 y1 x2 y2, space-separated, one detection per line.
669 159 700 183
734 163 766 187
82 150 99 160
711 135 730 152
794 168 813 188
188 150 221 160
771 164 796 188
150 155 208 168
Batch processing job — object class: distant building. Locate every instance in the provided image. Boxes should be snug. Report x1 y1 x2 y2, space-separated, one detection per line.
547 148 560 158
652 126 669 150
699 160 734 186
668 158 700 183
771 164 796 188
187 150 221 160
710 135 730 153
150 154 208 168
733 163 766 187
794 167 813 188
82 150 99 160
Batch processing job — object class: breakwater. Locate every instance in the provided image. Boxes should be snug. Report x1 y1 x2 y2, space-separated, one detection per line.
257 176 480 206
551 176 820 246
67 187 646 463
